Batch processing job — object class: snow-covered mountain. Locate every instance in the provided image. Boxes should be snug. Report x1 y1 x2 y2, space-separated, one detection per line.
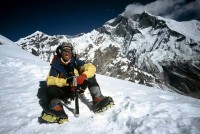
1 34 200 134
16 12 200 98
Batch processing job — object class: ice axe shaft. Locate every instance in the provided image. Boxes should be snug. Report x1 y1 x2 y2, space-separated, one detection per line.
73 76 79 117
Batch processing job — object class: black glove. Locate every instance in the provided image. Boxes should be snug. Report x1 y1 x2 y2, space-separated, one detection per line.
66 77 73 84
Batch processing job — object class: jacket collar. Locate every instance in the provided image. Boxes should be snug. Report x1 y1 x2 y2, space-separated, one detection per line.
52 58 75 78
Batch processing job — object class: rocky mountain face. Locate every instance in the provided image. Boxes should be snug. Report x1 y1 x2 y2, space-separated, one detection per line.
16 12 200 98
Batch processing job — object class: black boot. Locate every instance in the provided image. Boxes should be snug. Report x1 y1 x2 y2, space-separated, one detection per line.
93 96 114 113
38 109 68 124
89 86 114 113
38 99 68 124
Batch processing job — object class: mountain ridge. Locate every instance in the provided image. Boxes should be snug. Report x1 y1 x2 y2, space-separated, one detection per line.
16 11 200 98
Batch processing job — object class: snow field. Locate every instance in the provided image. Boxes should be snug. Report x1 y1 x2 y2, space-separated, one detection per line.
1 36 200 134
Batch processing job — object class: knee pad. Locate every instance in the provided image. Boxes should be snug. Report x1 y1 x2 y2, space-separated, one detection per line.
50 99 63 111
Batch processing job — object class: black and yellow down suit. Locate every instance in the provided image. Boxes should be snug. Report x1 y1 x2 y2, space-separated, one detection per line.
39 56 113 124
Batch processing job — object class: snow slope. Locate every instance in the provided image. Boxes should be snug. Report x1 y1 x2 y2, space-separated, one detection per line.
1 35 200 134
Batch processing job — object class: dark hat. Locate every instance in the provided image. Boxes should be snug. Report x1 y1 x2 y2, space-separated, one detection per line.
60 42 73 50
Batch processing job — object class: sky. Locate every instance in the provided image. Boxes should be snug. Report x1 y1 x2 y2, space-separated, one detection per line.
0 0 199 41
1 35 200 133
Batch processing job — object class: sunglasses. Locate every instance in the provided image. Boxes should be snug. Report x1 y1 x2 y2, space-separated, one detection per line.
62 49 72 54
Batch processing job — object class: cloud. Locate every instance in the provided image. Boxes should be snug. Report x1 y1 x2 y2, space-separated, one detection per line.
123 0 200 21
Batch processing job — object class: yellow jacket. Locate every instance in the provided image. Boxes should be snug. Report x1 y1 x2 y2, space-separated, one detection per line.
47 62 96 87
